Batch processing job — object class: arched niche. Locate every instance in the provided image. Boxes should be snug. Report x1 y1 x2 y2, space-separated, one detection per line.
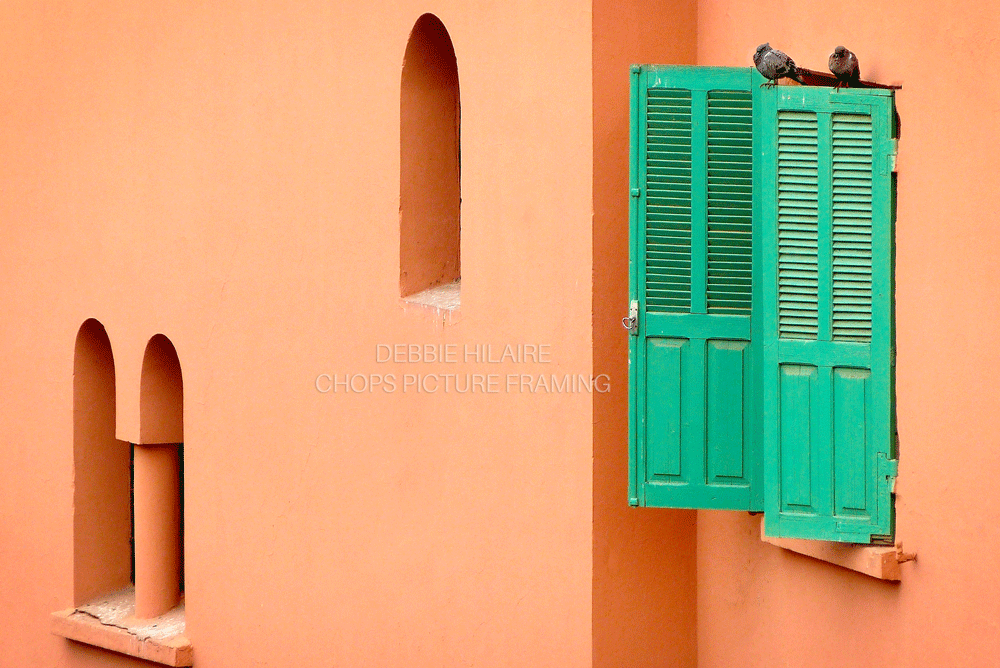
139 334 183 445
400 13 461 301
73 319 131 604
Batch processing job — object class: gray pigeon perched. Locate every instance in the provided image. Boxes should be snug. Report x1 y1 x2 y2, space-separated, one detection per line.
829 46 860 88
754 43 805 87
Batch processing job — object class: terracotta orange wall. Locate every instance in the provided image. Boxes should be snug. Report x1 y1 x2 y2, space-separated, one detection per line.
0 2 594 666
696 2 1000 666
592 0 699 666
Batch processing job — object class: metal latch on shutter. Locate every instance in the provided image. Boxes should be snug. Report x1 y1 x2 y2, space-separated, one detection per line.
877 452 899 493
623 300 638 335
888 138 899 173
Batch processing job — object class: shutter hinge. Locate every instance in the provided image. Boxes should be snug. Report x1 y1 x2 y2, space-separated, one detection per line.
623 300 639 335
630 187 641 198
888 138 899 173
878 452 899 488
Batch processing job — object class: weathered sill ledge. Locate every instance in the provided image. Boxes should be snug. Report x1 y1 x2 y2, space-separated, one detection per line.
760 518 915 581
402 280 461 312
51 587 192 666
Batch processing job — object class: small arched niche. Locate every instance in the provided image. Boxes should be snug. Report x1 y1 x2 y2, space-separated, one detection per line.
140 334 183 445
73 319 132 604
135 334 184 618
400 13 461 308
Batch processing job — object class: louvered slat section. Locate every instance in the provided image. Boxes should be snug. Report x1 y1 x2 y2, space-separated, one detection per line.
831 114 873 341
706 90 752 315
645 89 692 312
777 111 819 339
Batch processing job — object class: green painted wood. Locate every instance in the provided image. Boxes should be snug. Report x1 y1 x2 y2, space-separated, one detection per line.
645 87 693 313
749 71 768 513
642 477 755 509
832 113 875 341
706 340 749 482
707 90 754 316
761 85 896 543
628 65 761 511
776 110 820 339
628 66 642 506
645 339 684 479
778 365 815 509
691 93 709 315
833 367 870 514
645 312 750 340
777 339 871 367
680 338 708 488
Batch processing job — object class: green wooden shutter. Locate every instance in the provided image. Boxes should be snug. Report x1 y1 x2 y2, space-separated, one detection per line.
759 86 897 543
629 65 762 511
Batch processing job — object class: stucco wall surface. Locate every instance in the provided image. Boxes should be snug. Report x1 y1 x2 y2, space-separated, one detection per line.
696 2 1000 666
591 0 700 666
0 2 594 666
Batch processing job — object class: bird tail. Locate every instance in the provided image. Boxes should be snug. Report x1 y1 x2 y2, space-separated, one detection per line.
790 69 805 84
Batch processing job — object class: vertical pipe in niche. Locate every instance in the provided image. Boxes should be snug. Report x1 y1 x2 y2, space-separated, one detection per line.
135 334 184 619
133 444 182 618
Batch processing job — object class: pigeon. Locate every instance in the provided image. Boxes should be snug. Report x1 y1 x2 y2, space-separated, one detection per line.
754 43 805 87
829 46 861 88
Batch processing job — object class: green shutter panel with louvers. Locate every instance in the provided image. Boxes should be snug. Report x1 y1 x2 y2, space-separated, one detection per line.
628 65 762 511
759 85 897 543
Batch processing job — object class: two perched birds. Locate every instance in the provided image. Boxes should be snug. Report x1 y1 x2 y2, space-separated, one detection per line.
753 43 860 88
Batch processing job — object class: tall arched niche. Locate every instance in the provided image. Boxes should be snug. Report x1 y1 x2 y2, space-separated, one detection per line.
73 319 132 604
400 13 461 304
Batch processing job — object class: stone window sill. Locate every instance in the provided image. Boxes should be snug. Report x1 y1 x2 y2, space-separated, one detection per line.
51 587 192 666
760 518 915 581
402 279 461 311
